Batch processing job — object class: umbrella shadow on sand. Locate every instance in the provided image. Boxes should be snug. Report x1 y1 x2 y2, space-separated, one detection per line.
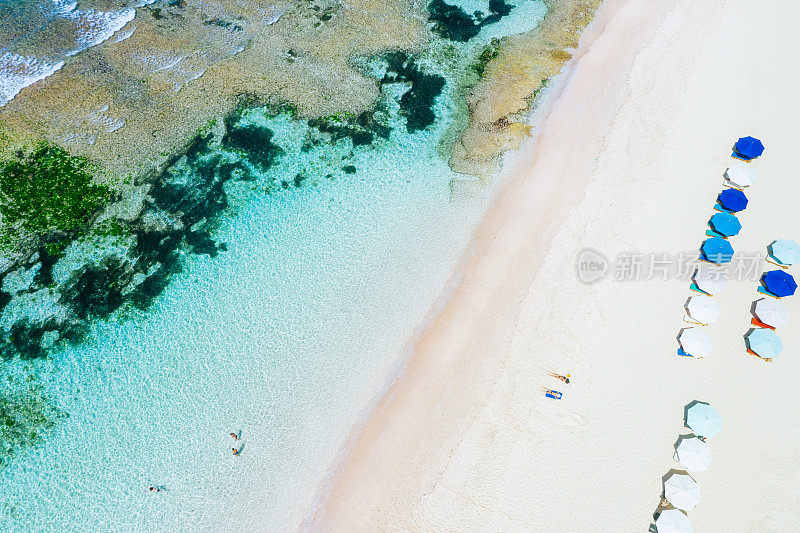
749 300 759 319
651 499 678 530
682 298 701 325
661 468 691 492
651 469 696 528
743 327 769 360
743 327 756 350
683 400 706 427
673 433 697 453
675 328 695 356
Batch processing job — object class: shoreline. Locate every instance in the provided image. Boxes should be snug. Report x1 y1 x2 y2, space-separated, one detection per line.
308 0 800 530
304 0 639 527
300 5 615 525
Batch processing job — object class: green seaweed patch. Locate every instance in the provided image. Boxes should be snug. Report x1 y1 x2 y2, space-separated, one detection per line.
0 143 111 252
0 381 64 468
195 118 217 138
428 0 514 42
472 38 502 78
531 77 550 100
307 107 391 148
0 291 10 315
293 173 307 187
381 51 446 133
203 18 243 31
93 218 130 239
43 239 70 258
59 257 131 321
217 161 252 182
222 124 285 171
428 0 479 41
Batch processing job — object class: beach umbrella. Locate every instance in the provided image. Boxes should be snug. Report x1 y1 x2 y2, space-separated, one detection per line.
754 298 790 328
762 270 797 297
734 136 765 159
686 402 721 437
701 237 734 264
768 239 800 266
724 162 756 187
678 328 713 357
693 265 728 295
664 472 701 511
709 212 741 237
655 509 693 533
718 189 748 212
674 436 713 471
746 328 783 359
685 295 720 325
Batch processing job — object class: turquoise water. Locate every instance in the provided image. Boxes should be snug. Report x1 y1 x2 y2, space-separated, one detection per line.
0 0 547 530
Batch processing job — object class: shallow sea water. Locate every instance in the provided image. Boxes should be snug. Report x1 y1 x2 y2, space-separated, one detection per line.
0 0 547 530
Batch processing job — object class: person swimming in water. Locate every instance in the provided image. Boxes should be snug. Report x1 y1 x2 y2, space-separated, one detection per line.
232 447 241 456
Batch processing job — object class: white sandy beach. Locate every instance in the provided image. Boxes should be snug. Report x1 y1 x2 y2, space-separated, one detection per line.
308 0 800 530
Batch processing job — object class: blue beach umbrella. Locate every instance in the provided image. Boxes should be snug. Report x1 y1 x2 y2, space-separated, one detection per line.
762 270 798 297
718 189 748 212
746 328 783 359
709 212 741 237
686 402 722 438
701 237 734 264
769 239 800 266
734 136 765 159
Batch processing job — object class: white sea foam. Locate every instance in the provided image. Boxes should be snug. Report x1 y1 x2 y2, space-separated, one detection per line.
1 2 137 106
0 52 65 107
88 106 126 133
265 7 288 25
111 22 136 44
64 7 136 56
46 0 79 16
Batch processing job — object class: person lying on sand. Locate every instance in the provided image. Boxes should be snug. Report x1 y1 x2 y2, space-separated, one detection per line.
543 389 563 400
548 372 570 384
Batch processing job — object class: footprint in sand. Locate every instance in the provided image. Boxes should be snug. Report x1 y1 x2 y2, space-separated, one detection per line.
550 410 588 431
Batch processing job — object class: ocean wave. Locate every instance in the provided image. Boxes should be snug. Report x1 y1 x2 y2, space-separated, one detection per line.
46 0 79 16
111 22 136 44
64 7 136 56
0 52 65 107
0 2 137 107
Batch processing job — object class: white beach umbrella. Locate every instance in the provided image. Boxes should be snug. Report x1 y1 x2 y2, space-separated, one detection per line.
678 328 713 357
656 508 693 533
693 265 728 296
685 295 720 325
754 298 790 328
724 162 757 188
664 472 701 511
674 436 713 471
